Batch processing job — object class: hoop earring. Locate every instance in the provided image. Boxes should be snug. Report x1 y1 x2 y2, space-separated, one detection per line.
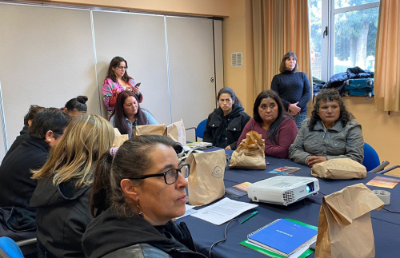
136 202 143 217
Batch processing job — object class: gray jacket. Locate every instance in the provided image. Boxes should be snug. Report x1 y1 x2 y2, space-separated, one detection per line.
289 118 364 164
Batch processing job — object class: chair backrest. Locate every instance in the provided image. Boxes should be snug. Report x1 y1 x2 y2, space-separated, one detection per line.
196 119 207 139
0 237 24 258
363 142 380 171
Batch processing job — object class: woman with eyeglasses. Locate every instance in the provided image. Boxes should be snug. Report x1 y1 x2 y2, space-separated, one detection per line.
103 56 143 117
237 90 298 159
82 135 206 258
31 115 115 258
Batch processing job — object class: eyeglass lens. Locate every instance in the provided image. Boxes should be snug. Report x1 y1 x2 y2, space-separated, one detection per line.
165 164 189 184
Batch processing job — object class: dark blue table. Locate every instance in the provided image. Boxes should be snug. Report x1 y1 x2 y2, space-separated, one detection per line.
179 148 400 258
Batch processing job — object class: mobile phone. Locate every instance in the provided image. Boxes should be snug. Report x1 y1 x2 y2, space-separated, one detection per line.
135 82 141 87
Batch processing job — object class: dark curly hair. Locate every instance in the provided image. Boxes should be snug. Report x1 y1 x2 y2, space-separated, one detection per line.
309 88 354 130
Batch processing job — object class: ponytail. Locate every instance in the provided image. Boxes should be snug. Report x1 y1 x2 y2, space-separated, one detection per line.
90 152 113 217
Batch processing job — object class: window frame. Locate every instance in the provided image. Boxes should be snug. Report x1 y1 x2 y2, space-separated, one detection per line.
317 0 380 81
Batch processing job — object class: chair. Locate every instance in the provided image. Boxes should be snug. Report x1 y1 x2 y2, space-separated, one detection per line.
0 237 24 258
186 119 207 142
363 142 381 172
363 142 400 174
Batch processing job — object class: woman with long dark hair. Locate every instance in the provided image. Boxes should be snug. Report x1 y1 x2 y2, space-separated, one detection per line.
102 56 143 116
289 89 364 167
271 52 311 130
203 87 250 150
237 90 298 158
109 91 158 138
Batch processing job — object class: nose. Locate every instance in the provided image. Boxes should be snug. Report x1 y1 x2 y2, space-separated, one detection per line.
176 172 188 189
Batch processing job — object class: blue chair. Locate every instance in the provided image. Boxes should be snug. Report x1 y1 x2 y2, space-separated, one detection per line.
363 143 380 172
186 119 207 142
0 237 24 258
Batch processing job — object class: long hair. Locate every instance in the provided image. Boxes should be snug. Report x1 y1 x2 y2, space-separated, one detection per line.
29 108 70 140
32 115 115 188
279 52 298 73
90 135 179 217
217 87 242 107
106 56 132 83
64 96 88 112
110 91 147 135
253 90 289 145
309 88 354 130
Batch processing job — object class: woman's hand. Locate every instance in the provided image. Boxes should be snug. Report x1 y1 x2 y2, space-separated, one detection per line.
306 156 327 167
132 85 140 95
225 145 231 150
289 102 301 116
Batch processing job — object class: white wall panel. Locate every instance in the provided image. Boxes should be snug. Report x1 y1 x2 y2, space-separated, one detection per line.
166 17 216 141
0 4 99 157
92 11 171 125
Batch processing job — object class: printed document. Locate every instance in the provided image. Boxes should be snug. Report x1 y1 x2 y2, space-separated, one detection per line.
191 197 258 225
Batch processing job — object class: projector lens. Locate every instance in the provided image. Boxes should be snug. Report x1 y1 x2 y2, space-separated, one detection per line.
306 182 315 193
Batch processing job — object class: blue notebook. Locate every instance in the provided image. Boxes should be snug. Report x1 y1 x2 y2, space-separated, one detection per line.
247 218 317 257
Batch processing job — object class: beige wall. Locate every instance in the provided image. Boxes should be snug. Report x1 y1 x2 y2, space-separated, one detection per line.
223 0 254 113
37 0 229 17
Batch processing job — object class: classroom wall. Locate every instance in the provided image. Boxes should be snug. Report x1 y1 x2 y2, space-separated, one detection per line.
222 0 254 113
28 0 400 167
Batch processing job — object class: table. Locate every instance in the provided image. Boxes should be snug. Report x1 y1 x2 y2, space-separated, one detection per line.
179 148 400 258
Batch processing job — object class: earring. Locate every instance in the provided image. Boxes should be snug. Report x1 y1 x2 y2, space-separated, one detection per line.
136 202 143 217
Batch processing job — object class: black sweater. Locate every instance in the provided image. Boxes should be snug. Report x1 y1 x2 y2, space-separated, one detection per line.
0 136 50 210
271 70 311 112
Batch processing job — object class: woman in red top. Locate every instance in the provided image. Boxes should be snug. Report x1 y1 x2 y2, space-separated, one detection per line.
237 90 298 159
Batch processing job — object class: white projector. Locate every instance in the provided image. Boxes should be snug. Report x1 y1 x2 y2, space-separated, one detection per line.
247 176 319 206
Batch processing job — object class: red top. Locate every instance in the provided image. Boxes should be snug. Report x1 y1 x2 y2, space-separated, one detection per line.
237 117 298 159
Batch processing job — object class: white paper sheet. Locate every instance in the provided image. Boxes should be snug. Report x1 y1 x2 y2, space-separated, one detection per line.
176 204 197 220
191 197 258 225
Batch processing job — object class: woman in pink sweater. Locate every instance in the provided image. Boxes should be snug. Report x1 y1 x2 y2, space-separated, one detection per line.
237 90 298 159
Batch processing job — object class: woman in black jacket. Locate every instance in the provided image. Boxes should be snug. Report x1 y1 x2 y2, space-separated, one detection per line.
203 88 250 150
30 115 115 258
82 135 206 258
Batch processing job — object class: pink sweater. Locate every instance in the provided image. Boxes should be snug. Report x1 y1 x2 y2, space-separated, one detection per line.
237 117 298 159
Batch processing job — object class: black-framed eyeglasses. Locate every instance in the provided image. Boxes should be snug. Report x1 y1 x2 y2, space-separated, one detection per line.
129 164 190 185
117 66 128 70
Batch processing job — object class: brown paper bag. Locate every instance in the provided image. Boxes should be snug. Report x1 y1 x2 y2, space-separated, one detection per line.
134 124 167 137
315 183 384 258
113 128 128 147
312 158 367 179
229 131 266 170
186 149 226 206
166 119 186 146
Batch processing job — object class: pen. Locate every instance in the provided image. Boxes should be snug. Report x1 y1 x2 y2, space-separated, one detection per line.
241 211 258 224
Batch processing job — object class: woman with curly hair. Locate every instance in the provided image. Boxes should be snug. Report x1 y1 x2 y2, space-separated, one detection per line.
289 89 364 167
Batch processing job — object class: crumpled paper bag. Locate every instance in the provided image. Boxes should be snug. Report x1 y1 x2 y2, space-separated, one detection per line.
312 158 366 179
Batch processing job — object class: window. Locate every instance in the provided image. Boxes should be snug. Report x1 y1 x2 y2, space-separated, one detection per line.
309 0 380 81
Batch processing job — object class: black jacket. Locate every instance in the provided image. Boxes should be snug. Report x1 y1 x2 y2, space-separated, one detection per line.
30 176 92 258
203 105 250 150
0 136 50 210
82 208 207 258
3 125 30 161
